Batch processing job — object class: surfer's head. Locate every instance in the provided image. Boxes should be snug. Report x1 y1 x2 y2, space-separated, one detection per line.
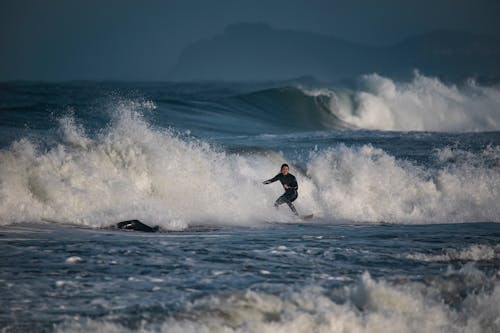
281 163 289 175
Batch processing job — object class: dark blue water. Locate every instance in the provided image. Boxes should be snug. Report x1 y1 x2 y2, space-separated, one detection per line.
0 76 499 332
1 222 499 332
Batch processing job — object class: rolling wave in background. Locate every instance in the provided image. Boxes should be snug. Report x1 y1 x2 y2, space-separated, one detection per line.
234 72 500 132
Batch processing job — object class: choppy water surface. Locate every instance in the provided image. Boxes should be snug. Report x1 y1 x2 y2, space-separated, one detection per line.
1 222 499 332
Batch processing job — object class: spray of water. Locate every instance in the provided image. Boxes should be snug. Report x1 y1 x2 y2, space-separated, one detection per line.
1 98 499 228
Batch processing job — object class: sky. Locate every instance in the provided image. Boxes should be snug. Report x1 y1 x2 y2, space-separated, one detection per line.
1 0 499 81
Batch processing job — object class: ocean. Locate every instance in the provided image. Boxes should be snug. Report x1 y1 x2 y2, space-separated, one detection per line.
0 73 499 332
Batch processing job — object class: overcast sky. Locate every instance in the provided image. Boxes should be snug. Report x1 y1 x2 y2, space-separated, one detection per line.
1 0 499 81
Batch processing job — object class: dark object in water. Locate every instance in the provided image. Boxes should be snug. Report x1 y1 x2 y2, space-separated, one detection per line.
116 220 159 232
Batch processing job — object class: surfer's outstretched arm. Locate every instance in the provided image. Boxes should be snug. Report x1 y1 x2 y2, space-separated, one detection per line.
263 174 280 184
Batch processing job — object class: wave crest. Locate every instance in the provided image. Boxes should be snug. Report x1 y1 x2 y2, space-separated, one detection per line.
305 72 500 132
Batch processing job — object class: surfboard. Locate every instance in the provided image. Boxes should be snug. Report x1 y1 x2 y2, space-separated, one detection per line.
299 214 314 220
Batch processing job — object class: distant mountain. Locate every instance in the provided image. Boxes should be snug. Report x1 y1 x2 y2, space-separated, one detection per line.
169 23 500 82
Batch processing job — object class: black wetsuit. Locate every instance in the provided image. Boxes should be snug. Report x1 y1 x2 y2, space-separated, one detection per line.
263 173 298 215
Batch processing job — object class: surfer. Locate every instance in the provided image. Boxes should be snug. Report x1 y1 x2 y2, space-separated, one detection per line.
263 163 299 215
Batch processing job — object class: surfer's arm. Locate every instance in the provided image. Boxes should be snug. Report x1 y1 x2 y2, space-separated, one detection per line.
263 174 280 185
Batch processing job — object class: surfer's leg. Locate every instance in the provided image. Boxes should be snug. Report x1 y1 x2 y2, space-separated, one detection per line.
274 194 287 208
286 201 298 215
274 193 298 215
286 192 298 215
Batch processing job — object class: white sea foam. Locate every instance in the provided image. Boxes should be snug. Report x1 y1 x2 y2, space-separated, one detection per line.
406 244 500 262
0 106 283 229
305 72 500 132
65 256 84 264
54 272 500 333
0 99 499 228
306 144 500 223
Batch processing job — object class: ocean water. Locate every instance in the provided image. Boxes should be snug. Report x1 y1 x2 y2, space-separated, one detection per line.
0 73 499 332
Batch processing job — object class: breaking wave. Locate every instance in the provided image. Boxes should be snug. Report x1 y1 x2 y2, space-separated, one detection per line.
321 72 500 132
0 98 499 228
237 72 500 132
306 144 500 223
0 107 284 229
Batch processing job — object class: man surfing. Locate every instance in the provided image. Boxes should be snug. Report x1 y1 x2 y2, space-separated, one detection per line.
263 163 299 216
